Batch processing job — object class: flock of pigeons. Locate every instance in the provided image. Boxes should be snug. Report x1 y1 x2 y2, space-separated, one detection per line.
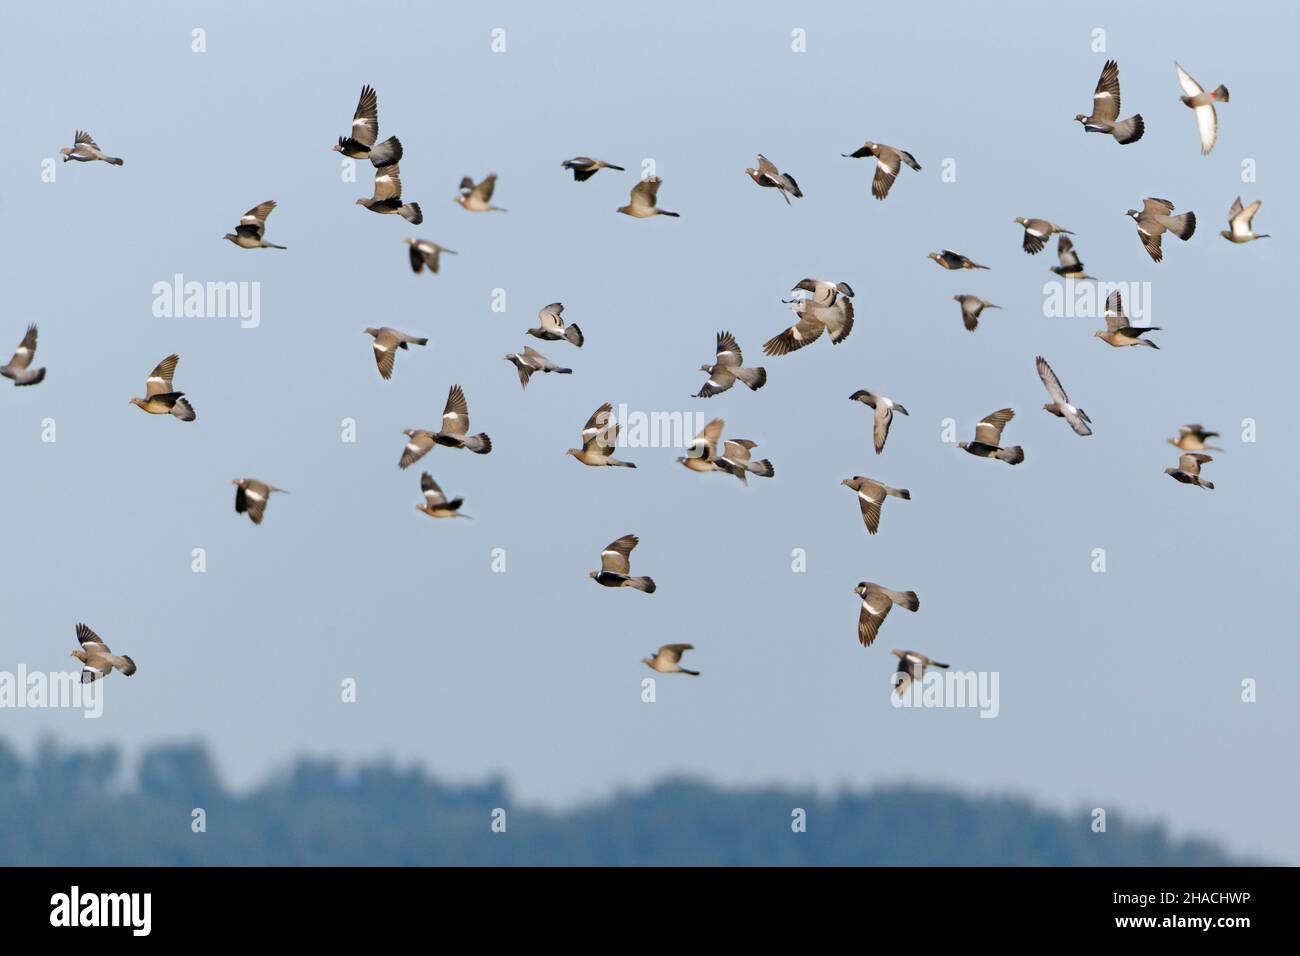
24 59 1264 690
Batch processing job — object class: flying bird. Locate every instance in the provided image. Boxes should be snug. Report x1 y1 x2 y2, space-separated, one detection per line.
232 478 288 525
958 408 1023 464
787 278 854 305
1169 425 1222 452
953 295 999 332
1 324 45 386
331 85 401 167
566 403 635 468
695 331 766 397
744 154 803 203
223 201 286 249
1074 60 1144 144
527 302 583 347
848 390 908 454
1051 236 1093 280
504 346 572 389
841 477 911 536
642 644 697 675
1126 198 1195 262
562 157 625 181
1165 453 1215 490
762 296 854 356
714 439 775 484
71 623 136 684
892 649 949 697
416 473 468 519
853 583 919 647
357 164 423 223
364 327 427 380
1014 218 1073 255
456 174 505 212
406 239 457 273
129 354 195 421
1175 62 1229 155
1094 290 1159 349
589 534 656 593
399 385 492 468
60 130 123 165
617 177 678 218
1221 197 1268 243
928 250 989 270
842 141 921 200
1035 356 1092 436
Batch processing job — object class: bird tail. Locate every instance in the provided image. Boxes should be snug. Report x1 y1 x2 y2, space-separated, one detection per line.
679 667 700 676
116 655 137 676
1212 85 1229 103
369 136 403 168
931 660 950 670
1139 338 1160 350
18 368 46 386
555 367 573 375
1202 480 1216 490
263 242 287 250
747 459 775 478
565 324 584 347
659 210 680 218
612 459 636 468
105 156 124 166
997 445 1024 465
464 433 492 454
899 591 920 612
630 576 656 593
170 397 196 422
1113 115 1144 144
400 202 424 224
410 337 429 347
893 488 911 500
1168 211 1196 240
733 366 766 390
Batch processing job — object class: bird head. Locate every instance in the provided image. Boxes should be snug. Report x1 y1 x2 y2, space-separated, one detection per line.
853 583 868 597
565 449 581 459
59 147 72 157
128 397 144 408
1124 209 1139 219
957 441 969 451
222 234 238 244
1042 403 1055 415
840 478 854 488
354 199 367 207
675 456 688 466
1219 229 1233 240
641 656 655 667
403 429 417 438
926 252 940 262
404 238 416 247
1014 217 1027 226
363 327 378 338
1163 467 1178 477
587 571 599 580
331 144 342 154
1092 330 1107 341
1072 114 1087 124
698 365 711 373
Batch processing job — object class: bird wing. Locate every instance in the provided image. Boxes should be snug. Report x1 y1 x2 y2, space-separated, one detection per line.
581 403 614 445
1174 62 1204 97
756 154 780 179
1104 291 1127 332
722 439 753 464
958 297 983 331
873 405 893 454
472 174 497 203
350 85 379 147
974 408 1014 446
75 622 111 653
537 302 565 332
1092 59 1121 122
871 148 901 200
373 164 402 201
856 482 885 534
688 418 725 459
1179 453 1211 475
1143 197 1175 217
242 200 276 228
145 354 180 396
715 331 742 367
420 472 448 507
1056 235 1084 270
7 324 37 369
762 310 824 356
601 535 638 574
74 130 97 148
630 177 661 209
372 335 397 380
1035 356 1069 404
399 432 435 469
658 643 692 662
1227 196 1244 224
858 587 892 647
440 384 470 436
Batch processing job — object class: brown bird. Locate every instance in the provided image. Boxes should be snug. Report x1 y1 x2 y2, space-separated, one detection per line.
958 408 1024 464
1221 197 1268 243
853 583 919 647
1169 425 1222 452
928 249 989 270
223 201 286 249
841 477 911 535
566 403 635 468
457 174 506 212
642 644 697 675
1094 291 1159 349
416 473 468 519
504 346 572 389
744 154 802 204
589 534 656 593
129 354 195 421
1035 356 1092 436
60 130 123 165
892 649 949 697
405 239 457 273
357 164 423 223
71 623 136 684
232 479 288 525
1126 198 1195 263
1051 236 1093 280
526 302 583 347
842 142 921 200
762 296 854 356
953 295 1000 332
1 324 45 386
364 327 428 380
787 278 854 305
676 419 773 483
617 177 678 218
1165 453 1215 490
714 439 775 484
399 385 492 468
1074 60 1145 145
848 390 908 454
696 331 766 397
562 157 625 181
331 85 401 167
1014 218 1073 255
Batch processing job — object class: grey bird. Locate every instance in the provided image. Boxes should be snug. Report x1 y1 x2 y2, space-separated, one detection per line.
1 324 45 386
1035 356 1092 436
1126 198 1195 262
406 239 457 273
1165 452 1215 490
1015 218 1073 255
590 534 656 593
232 479 288 525
1175 62 1228 155
853 583 919 647
399 385 492 468
928 249 989 270
762 296 854 356
842 141 921 200
642 644 697 675
787 278 855 306
892 649 949 697
714 439 775 485
1169 425 1222 453
695 331 766 397
504 346 572 389
357 164 423 223
1221 197 1268 243
526 302 583 347
1051 236 1093 280
744 154 803 204
1094 290 1159 349
617 177 679 218
456 174 506 212
958 408 1024 465
331 85 402 167
953 295 1000 332
364 327 428 380
562 157 625 181
566 403 635 468
1074 60 1145 145
848 390 909 454
841 477 911 536
60 130 123 165
675 419 773 483
416 473 469 519
71 623 136 684
223 201 286 249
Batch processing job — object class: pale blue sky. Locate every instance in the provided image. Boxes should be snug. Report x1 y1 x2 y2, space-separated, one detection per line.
1 0 1296 862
